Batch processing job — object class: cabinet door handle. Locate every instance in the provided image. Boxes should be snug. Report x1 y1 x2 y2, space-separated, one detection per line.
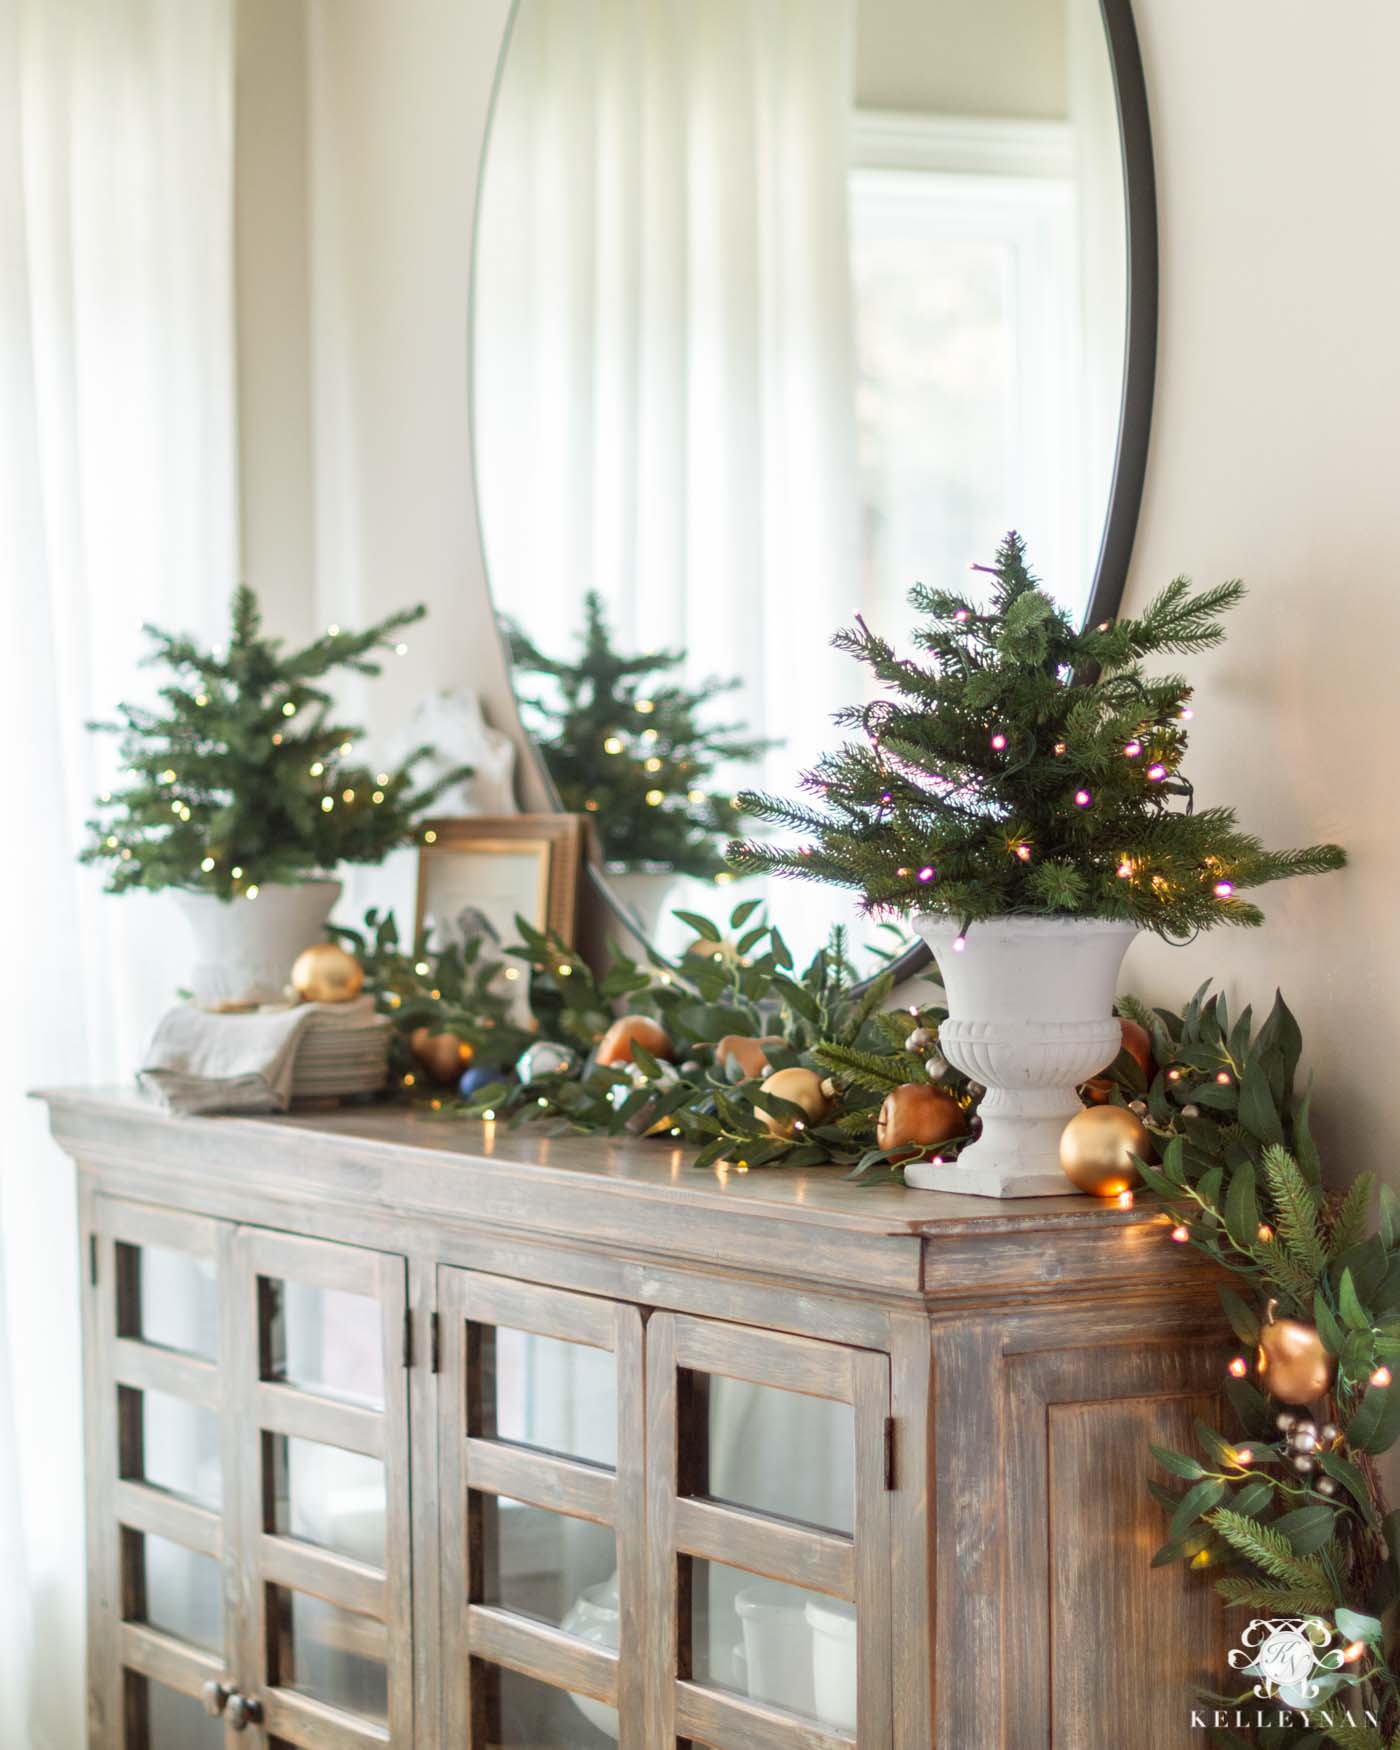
225 1692 264 1732
200 1681 232 1718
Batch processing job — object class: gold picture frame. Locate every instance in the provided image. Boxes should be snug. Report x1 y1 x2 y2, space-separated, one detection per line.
414 815 585 951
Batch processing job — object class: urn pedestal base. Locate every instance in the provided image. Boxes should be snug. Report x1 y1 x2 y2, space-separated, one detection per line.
907 913 1140 1199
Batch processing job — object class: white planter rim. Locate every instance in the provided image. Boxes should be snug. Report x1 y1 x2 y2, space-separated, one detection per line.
174 874 340 899
914 912 1139 940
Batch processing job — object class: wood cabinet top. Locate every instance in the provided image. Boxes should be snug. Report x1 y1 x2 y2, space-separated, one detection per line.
37 1087 1204 1304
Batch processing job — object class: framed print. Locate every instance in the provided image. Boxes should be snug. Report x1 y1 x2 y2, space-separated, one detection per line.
414 815 584 953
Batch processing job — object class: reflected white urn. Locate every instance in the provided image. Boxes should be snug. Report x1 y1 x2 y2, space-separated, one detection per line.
905 914 1139 1198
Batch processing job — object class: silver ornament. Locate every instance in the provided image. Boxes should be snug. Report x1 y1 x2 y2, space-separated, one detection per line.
1276 1412 1297 1432
1292 1455 1315 1474
905 1027 933 1053
924 1055 949 1083
515 1041 579 1084
1320 1423 1339 1443
1292 1431 1316 1454
1316 1477 1338 1497
1181 1103 1201 1119
1128 1099 1148 1116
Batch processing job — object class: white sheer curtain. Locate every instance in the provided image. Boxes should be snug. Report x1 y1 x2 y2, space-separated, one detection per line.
475 0 860 914
0 0 238 1741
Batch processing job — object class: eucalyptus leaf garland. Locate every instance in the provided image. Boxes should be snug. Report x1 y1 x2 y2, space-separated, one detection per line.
1122 986 1400 1749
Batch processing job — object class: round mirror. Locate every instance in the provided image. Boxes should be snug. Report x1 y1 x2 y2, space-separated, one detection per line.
473 0 1154 975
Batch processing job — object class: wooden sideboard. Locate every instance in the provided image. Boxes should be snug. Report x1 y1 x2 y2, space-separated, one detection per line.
41 1088 1231 1750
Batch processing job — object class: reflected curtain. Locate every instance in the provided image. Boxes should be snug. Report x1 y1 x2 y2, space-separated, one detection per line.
475 0 860 904
0 0 238 1742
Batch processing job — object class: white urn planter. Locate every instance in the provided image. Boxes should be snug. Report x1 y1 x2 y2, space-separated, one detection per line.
173 878 342 1008
605 868 681 946
905 914 1139 1198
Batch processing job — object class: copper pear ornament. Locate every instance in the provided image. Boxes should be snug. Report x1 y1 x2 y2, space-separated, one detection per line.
1256 1299 1334 1405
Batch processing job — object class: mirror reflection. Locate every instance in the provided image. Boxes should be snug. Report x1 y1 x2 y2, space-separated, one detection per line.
475 0 1129 972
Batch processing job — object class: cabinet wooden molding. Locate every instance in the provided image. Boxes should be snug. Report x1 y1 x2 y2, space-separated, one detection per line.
43 1088 1231 1749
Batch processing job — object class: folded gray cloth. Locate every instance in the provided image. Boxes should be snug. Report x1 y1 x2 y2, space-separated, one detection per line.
138 996 382 1115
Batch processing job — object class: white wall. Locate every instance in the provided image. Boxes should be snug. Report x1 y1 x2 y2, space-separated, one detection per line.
1116 0 1400 1179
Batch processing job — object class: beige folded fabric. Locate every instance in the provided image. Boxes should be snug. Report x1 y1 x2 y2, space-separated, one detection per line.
139 996 384 1115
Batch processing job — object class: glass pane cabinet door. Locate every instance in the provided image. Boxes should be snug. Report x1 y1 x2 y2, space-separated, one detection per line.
233 1228 412 1748
90 1199 239 1749
646 1314 892 1748
437 1269 645 1749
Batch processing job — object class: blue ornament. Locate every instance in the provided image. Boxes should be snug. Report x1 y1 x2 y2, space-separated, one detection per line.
458 1064 499 1099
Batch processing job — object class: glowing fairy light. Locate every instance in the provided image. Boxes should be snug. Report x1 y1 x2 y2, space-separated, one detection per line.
952 935 967 952
917 866 936 883
1147 763 1168 782
1074 789 1092 808
1214 880 1235 898
990 732 1007 751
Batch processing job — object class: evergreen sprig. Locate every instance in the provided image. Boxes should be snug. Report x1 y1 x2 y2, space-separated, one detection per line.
82 587 470 897
729 533 1345 936
506 592 773 879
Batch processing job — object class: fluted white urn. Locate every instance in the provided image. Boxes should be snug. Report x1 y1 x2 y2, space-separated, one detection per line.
905 914 1139 1198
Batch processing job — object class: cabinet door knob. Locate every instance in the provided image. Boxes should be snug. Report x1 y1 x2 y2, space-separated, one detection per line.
225 1693 264 1732
200 1681 232 1718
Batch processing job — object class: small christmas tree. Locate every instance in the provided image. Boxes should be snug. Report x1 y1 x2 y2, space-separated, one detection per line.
506 591 772 879
729 534 1345 936
82 587 470 898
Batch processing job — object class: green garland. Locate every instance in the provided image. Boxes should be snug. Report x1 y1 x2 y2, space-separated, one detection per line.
347 901 982 1176
1117 986 1400 1749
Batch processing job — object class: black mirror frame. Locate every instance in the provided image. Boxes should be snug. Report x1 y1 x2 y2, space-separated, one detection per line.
470 0 1158 983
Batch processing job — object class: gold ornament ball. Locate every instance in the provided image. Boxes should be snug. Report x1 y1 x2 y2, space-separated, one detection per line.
1258 1313 1334 1405
1058 1104 1152 1196
876 1084 966 1158
756 1067 832 1139
409 1027 474 1085
291 942 364 1004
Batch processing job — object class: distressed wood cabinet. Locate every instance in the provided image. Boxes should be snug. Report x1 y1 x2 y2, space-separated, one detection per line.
43 1089 1230 1749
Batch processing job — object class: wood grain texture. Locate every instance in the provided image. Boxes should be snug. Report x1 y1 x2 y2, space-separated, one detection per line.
44 1089 1195 1302
675 1679 856 1750
463 1437 615 1525
672 1497 855 1599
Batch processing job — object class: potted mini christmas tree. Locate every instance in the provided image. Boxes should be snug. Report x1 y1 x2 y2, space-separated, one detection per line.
730 534 1345 1195
83 587 470 1006
506 592 771 938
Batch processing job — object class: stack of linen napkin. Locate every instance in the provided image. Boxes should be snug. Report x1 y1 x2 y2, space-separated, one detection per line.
138 996 391 1115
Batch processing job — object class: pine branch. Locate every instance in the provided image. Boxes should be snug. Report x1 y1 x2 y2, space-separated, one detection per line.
1207 1509 1339 1595
1262 1144 1329 1277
